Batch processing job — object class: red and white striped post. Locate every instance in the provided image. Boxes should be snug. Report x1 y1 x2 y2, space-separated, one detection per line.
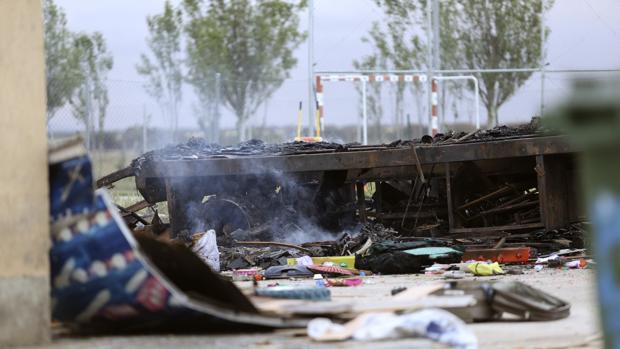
316 74 425 143
315 75 324 126
431 78 439 136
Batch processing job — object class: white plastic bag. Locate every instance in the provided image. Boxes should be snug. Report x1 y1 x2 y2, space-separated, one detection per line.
192 229 220 272
308 308 477 349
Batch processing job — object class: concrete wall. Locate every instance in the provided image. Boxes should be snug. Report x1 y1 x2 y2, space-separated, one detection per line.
0 0 50 346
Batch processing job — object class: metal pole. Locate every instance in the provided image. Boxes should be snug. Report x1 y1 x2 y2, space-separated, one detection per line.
540 0 546 117
432 0 441 127
474 77 480 130
431 79 438 136
307 0 315 136
362 79 368 145
426 0 433 135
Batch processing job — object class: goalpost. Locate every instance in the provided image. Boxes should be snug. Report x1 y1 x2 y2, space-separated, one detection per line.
314 73 480 144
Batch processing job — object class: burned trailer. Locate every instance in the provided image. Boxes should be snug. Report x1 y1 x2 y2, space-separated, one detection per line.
103 125 582 241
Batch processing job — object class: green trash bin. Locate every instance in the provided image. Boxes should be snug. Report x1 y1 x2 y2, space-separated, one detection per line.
547 77 620 349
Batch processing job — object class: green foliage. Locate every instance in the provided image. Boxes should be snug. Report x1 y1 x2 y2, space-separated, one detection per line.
360 0 554 128
182 0 307 140
44 0 114 138
136 0 184 139
354 3 427 139
441 0 554 127
70 33 114 149
43 0 83 120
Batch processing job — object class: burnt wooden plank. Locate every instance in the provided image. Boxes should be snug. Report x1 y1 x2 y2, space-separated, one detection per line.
446 163 455 232
450 222 545 237
96 166 134 188
137 136 573 179
536 154 570 230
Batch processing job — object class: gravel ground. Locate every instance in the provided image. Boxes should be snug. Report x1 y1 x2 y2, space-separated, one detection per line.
19 268 602 349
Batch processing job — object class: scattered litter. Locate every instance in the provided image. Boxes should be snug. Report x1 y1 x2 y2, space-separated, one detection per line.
306 264 354 276
191 229 220 272
404 247 463 260
390 287 407 296
462 247 530 264
465 261 505 276
314 274 326 288
326 278 363 287
232 268 262 281
256 286 331 301
564 259 588 269
288 256 356 269
443 270 468 279
425 263 454 275
536 254 561 264
307 309 477 348
264 265 314 279
294 255 313 266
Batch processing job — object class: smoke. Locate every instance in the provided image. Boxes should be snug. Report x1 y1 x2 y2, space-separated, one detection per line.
147 138 360 245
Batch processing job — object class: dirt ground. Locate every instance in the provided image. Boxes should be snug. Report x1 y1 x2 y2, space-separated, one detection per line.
20 269 601 349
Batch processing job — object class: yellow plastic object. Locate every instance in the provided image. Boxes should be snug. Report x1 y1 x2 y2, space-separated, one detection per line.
287 256 356 269
466 262 504 276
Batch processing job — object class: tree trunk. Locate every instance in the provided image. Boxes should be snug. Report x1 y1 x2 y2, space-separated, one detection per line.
212 112 220 144
375 117 382 144
486 103 498 129
238 117 247 141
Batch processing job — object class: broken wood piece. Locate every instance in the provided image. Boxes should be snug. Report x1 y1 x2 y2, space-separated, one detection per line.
457 185 513 211
411 146 427 183
235 240 313 254
125 199 151 213
96 166 134 188
455 130 478 143
493 237 507 249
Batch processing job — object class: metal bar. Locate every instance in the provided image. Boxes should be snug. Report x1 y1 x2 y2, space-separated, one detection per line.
315 68 620 75
540 0 546 117
431 79 438 135
362 79 368 145
307 0 315 136
426 0 433 135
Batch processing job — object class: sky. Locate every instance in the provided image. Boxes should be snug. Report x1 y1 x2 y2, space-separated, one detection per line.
50 0 620 136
